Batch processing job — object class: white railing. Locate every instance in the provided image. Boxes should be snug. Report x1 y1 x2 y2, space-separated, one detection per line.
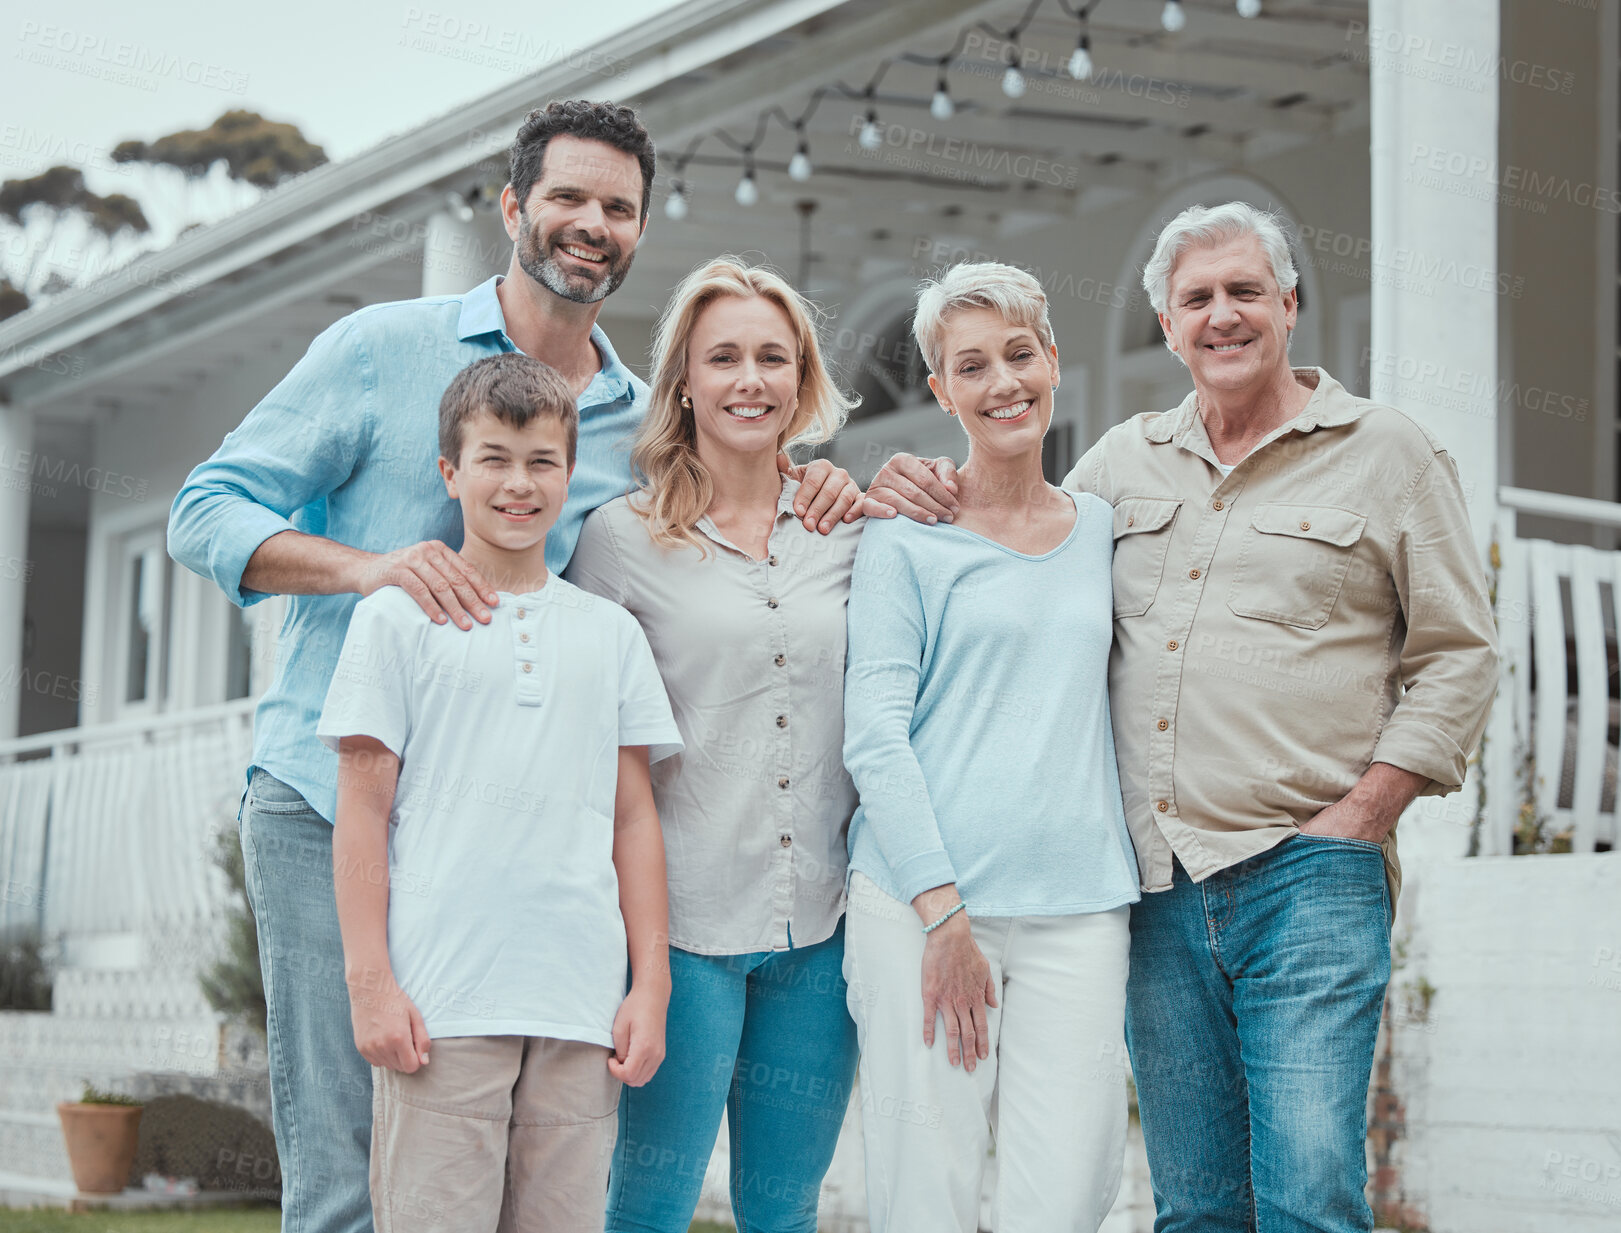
0 698 255 938
1486 487 1621 856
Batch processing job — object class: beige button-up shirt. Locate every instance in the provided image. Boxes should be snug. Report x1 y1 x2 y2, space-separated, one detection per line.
1064 368 1498 905
565 477 862 954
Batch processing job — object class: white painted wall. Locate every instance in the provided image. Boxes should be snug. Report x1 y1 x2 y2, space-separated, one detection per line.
1383 855 1621 1233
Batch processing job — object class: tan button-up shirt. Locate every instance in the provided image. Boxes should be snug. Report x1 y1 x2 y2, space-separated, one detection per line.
1064 368 1498 905
565 477 861 954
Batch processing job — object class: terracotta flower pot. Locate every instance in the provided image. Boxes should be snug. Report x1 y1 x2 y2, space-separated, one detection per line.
56 1102 143 1194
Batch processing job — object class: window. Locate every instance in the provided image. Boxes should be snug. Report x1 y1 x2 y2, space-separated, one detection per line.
1042 421 1076 485
116 527 170 713
224 604 254 701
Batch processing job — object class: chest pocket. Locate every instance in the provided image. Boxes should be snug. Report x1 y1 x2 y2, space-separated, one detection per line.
1226 504 1368 630
1111 497 1183 618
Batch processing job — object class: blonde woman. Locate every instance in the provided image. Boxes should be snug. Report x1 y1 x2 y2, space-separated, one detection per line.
566 257 861 1233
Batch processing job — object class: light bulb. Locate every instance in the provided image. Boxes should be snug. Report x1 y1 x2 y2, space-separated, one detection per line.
664 188 688 221
859 116 883 150
931 86 954 121
1002 64 1026 98
1161 0 1186 32
734 173 758 206
1068 43 1093 80
1236 0 1262 15
788 147 813 182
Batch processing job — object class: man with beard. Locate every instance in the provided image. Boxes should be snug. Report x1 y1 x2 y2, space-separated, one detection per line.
168 100 860 1233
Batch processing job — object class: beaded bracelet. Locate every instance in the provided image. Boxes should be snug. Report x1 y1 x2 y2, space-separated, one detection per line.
922 901 967 934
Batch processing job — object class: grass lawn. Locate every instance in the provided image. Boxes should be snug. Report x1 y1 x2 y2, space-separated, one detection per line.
0 1212 735 1233
0 1211 278 1232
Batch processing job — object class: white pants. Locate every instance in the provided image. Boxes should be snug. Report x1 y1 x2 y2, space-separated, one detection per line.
843 873 1132 1233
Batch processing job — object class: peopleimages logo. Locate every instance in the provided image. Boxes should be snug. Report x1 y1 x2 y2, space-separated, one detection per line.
15 22 251 94
1407 143 1621 214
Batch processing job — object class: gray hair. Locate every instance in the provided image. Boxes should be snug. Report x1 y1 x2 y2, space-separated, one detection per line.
1141 201 1299 315
912 262 1055 376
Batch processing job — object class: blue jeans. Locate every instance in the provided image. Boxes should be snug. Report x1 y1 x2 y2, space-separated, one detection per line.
239 767 373 1233
607 921 859 1233
1125 833 1391 1233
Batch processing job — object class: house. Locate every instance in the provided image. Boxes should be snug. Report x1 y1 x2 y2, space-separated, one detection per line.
1 0 1617 1226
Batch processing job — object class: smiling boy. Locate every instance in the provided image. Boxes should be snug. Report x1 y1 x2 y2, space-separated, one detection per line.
317 353 682 1232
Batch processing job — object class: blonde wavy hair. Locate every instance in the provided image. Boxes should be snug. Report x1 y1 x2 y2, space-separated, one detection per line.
631 256 855 551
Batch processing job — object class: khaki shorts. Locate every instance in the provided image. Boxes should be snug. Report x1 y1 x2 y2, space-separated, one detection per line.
370 1034 620 1233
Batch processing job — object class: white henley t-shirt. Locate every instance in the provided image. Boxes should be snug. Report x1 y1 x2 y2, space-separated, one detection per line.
317 579 682 1045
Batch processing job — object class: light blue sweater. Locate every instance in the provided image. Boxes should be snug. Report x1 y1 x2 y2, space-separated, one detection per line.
843 491 1141 916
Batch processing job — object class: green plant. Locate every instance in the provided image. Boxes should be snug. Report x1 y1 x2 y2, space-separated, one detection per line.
199 826 267 1035
0 928 52 1011
1468 539 1502 857
78 1083 142 1107
1512 738 1573 853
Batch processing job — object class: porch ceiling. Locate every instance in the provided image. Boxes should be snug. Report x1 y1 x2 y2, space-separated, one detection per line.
622 0 1369 292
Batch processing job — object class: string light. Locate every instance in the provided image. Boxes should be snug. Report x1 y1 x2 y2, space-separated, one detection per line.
858 108 884 150
1161 0 1186 32
1236 0 1261 15
1002 52 1027 99
735 161 759 206
1068 30 1093 80
665 2 1137 210
664 182 688 221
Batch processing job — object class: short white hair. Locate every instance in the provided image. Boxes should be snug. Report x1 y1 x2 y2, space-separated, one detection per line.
1141 201 1298 315
912 262 1055 376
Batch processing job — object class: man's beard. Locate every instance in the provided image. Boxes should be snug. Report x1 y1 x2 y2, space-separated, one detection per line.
516 215 633 305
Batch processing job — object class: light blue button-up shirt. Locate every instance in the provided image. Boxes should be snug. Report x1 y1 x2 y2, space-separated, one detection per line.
168 275 646 823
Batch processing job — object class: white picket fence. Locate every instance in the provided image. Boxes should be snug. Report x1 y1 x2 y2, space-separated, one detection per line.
1486 486 1621 856
0 698 254 939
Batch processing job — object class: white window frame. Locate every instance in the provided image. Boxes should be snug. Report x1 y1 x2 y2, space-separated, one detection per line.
109 523 171 720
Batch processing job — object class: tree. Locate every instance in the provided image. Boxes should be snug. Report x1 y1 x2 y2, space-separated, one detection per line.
112 109 327 188
0 111 327 317
0 165 151 299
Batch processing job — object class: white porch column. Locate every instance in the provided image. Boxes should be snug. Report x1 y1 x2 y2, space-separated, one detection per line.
1369 3 1501 861
0 399 35 741
1368 0 1501 550
421 208 502 298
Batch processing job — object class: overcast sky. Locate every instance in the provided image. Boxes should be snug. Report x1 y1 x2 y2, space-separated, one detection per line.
3 0 679 183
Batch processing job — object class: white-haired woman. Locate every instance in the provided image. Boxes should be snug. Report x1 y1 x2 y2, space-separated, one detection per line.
841 261 1141 1232
566 257 861 1233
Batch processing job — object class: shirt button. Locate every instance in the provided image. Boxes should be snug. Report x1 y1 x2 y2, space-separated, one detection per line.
776 715 787 728
519 632 530 643
767 598 779 609
768 555 779 566
780 834 792 847
522 663 533 673
777 776 790 789
1189 568 1201 580
1126 515 1135 527
1167 640 1179 651
774 654 786 667
1212 499 1223 511
1157 719 1169 731
1299 520 1311 532
516 608 526 618
1157 800 1169 813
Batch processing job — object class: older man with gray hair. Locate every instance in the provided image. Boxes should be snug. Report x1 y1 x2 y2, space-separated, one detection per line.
868 202 1498 1232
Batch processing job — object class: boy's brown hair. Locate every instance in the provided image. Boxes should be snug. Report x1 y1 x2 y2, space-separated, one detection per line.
438 353 578 468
